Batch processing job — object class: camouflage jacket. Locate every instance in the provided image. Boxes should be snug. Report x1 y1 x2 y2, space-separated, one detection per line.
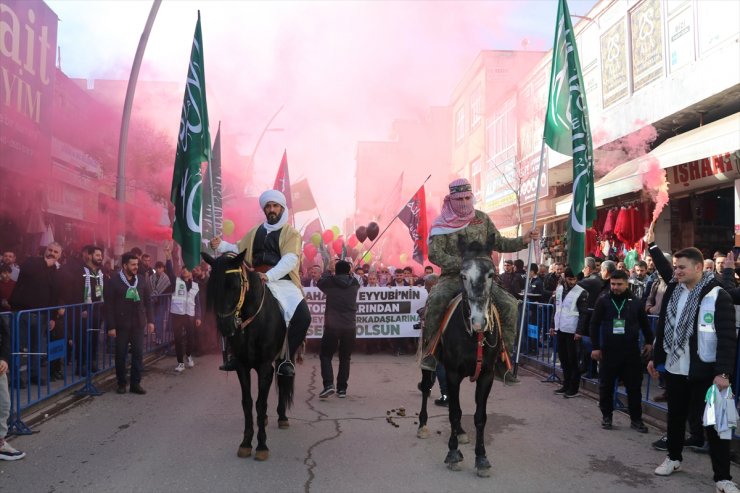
428 210 527 278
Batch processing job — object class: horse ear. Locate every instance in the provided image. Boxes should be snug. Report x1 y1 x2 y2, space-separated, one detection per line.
201 252 215 266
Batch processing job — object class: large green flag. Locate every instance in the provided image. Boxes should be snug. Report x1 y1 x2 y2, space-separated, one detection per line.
171 12 211 269
543 0 595 274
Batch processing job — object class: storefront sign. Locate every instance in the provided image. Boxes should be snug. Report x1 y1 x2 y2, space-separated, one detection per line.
0 0 58 175
519 151 549 204
667 152 740 191
46 181 99 223
667 5 695 72
630 0 664 91
305 286 427 339
600 19 628 108
484 157 517 211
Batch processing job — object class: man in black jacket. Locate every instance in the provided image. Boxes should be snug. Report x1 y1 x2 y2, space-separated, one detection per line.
317 260 360 398
645 228 737 492
104 252 154 395
10 242 62 384
590 269 653 433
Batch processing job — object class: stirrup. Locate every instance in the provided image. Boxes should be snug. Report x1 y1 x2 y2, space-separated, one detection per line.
276 359 295 377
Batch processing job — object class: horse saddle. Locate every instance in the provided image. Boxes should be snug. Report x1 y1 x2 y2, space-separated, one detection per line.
429 294 504 353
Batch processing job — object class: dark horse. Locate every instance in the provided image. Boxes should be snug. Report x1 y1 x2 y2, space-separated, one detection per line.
202 250 294 461
417 239 503 477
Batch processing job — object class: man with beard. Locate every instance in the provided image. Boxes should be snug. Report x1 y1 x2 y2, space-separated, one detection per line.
59 245 105 375
10 242 63 385
420 178 539 371
211 190 309 377
590 269 653 432
104 252 154 395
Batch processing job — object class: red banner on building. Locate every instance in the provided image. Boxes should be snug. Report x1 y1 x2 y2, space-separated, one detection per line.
0 0 58 176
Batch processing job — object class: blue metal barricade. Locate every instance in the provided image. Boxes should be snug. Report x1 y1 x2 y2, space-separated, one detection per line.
6 294 172 435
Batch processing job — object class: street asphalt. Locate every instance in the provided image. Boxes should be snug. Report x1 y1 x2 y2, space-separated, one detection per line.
1 352 735 493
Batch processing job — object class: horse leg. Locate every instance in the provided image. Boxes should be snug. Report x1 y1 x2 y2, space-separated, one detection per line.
254 363 274 461
417 369 434 439
236 367 254 458
473 371 495 477
444 369 464 470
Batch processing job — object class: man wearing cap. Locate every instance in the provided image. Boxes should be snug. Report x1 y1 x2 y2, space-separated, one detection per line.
420 178 539 371
210 190 310 377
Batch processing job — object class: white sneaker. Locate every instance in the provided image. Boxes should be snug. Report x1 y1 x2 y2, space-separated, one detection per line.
0 441 26 461
654 457 681 476
717 480 740 493
174 363 185 373
186 356 194 368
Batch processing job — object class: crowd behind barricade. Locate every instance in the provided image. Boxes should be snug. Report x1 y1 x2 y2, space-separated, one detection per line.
0 241 223 460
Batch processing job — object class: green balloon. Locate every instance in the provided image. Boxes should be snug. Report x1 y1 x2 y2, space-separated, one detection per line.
331 225 341 239
311 232 322 247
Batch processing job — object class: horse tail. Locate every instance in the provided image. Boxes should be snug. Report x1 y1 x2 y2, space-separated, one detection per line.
277 372 294 410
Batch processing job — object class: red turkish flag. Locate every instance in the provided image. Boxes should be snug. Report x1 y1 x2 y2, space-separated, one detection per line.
273 150 293 210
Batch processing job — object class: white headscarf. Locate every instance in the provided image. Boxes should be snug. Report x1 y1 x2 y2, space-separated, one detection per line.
259 190 289 232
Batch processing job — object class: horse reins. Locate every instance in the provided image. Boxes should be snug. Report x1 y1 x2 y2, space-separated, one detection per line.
223 263 266 330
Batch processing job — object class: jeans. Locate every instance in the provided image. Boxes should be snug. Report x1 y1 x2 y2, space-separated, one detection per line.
320 326 356 391
0 373 9 439
431 363 448 395
665 372 731 482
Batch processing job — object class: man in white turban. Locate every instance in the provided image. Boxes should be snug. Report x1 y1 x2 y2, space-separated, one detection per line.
210 190 309 376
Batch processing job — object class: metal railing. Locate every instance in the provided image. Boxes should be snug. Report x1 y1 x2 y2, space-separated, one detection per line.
5 294 173 435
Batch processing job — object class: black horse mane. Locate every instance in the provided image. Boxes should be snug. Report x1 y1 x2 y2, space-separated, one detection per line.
204 252 256 314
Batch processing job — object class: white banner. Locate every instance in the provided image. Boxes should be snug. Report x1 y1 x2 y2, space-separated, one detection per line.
305 286 428 338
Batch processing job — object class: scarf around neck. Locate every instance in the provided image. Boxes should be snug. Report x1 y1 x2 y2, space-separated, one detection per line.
664 270 714 366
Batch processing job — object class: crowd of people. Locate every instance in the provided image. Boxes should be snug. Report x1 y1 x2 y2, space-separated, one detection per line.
1 177 739 493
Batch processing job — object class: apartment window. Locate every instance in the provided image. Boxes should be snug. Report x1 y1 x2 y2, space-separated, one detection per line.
470 85 482 130
471 158 482 201
455 106 466 143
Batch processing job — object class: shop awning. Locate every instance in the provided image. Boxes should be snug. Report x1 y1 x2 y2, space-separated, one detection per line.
555 112 740 215
653 113 740 170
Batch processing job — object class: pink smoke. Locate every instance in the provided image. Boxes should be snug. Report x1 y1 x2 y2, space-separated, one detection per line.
641 156 670 224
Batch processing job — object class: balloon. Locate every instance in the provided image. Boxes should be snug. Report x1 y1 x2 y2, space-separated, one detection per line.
332 237 344 255
322 229 335 244
362 251 373 263
310 232 322 247
355 226 367 243
331 225 341 238
366 222 380 241
222 219 235 236
303 243 317 260
399 253 408 264
347 234 358 248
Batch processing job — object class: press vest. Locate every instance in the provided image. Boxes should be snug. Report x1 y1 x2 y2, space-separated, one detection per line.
554 284 584 334
170 278 199 317
697 286 721 363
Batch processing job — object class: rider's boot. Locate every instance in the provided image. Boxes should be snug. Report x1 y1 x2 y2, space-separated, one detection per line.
219 337 237 372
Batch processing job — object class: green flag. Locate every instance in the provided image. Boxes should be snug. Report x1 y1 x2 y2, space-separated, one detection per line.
171 12 211 269
543 0 595 274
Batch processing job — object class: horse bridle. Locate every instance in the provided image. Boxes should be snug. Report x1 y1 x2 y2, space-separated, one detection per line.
460 257 496 338
222 263 266 330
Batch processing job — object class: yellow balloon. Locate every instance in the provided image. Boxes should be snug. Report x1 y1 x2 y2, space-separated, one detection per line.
331 225 340 240
362 251 373 263
223 219 235 236
311 232 322 247
399 253 408 263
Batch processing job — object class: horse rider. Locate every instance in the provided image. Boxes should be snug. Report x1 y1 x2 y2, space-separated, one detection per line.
210 189 311 377
420 178 540 371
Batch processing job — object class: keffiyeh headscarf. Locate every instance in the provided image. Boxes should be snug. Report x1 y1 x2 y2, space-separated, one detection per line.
259 190 289 232
430 178 476 236
663 270 714 366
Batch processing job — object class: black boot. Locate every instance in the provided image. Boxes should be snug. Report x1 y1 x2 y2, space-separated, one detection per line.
219 337 237 371
276 358 295 377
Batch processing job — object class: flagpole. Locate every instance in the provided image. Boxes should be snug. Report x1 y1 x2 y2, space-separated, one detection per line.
513 137 547 378
207 122 219 249
314 204 326 232
361 174 431 258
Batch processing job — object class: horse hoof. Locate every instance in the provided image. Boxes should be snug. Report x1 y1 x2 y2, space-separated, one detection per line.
475 456 491 476
278 419 290 429
237 447 252 458
457 433 470 444
476 467 491 478
447 462 462 471
417 426 430 439
254 449 269 461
